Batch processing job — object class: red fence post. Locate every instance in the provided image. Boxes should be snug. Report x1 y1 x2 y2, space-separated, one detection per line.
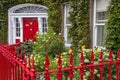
7 59 11 80
31 54 36 80
80 52 84 80
16 57 20 80
99 49 104 80
22 54 26 80
90 50 94 80
0 54 1 80
9 55 13 80
69 54 74 80
13 55 17 80
19 57 23 80
116 49 120 80
27 53 31 80
0 53 4 80
57 54 62 80
45 55 50 80
108 49 112 80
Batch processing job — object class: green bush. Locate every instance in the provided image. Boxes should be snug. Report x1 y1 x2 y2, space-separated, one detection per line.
46 35 65 57
33 29 67 79
105 0 120 53
33 28 66 57
21 40 34 54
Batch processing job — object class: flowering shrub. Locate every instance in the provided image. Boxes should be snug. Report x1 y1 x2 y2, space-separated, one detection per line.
34 54 46 71
33 28 66 57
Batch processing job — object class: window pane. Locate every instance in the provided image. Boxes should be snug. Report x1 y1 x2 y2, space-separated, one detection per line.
97 25 105 46
67 26 72 44
16 23 19 27
15 18 20 37
96 0 110 11
42 18 47 33
16 18 19 22
66 4 71 24
96 11 107 23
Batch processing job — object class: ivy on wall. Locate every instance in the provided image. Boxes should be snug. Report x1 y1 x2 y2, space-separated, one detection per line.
105 0 120 53
0 0 69 43
44 0 62 34
0 1 8 42
69 0 90 52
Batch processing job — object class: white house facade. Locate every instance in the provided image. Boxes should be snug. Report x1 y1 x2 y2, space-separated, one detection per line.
8 3 48 44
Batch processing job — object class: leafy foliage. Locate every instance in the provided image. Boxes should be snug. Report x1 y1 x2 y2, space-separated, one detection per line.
69 0 90 52
105 0 120 53
21 40 34 54
0 3 7 42
33 28 66 57
44 1 62 34
33 28 67 71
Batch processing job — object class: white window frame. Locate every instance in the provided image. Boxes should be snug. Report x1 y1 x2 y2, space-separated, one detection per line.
93 0 109 47
64 3 71 47
15 18 21 38
41 17 48 33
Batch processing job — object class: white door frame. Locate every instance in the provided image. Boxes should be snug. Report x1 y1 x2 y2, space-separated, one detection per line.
9 15 48 44
8 4 48 44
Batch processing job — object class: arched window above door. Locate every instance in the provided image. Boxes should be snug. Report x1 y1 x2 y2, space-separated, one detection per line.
9 4 48 13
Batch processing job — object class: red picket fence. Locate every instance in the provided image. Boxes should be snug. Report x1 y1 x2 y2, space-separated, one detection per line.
37 49 120 80
0 42 120 80
0 43 36 80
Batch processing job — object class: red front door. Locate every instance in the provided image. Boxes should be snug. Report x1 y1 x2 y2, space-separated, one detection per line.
23 18 38 41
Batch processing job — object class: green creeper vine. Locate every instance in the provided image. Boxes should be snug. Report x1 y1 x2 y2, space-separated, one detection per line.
44 0 62 34
69 0 90 52
105 0 120 53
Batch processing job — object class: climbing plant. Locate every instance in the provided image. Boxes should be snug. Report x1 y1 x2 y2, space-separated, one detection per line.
105 0 120 54
0 1 8 42
69 0 90 52
43 0 62 34
0 0 69 43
